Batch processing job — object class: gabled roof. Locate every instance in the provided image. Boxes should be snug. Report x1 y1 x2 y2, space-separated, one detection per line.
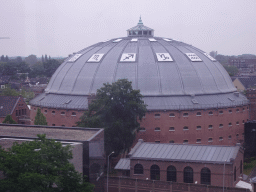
0 96 20 117
114 158 130 170
128 140 241 164
236 77 256 89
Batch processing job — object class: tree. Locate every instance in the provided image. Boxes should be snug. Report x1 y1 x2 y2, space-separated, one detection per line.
77 79 147 155
2 114 17 124
34 108 47 125
43 59 61 77
41 55 45 63
223 65 238 76
1 55 5 62
24 54 37 66
0 86 19 96
0 134 94 192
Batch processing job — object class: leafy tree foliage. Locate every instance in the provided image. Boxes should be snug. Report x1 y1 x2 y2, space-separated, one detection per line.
0 86 19 96
24 54 38 66
0 134 94 192
34 108 47 125
223 65 238 76
2 114 17 124
77 79 147 155
43 59 61 77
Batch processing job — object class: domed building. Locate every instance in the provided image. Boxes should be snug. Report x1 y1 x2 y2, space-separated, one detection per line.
30 18 249 145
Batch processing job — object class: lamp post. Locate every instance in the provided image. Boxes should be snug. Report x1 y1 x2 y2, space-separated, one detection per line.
107 151 114 192
223 160 227 192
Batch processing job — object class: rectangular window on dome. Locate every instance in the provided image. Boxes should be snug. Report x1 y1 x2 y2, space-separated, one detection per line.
68 54 82 62
87 54 104 62
120 53 136 62
204 53 216 61
185 53 202 62
113 39 122 42
131 38 138 42
149 38 157 42
156 53 173 62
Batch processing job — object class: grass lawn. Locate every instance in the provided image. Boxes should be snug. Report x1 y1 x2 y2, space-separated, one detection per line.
244 157 256 175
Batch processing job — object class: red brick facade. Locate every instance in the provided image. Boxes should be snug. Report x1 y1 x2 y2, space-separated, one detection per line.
30 105 249 145
246 89 256 120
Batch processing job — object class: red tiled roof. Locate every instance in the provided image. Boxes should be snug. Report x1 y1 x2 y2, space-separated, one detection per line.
0 96 20 117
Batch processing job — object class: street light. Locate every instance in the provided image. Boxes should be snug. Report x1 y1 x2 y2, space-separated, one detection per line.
107 151 114 192
223 160 227 192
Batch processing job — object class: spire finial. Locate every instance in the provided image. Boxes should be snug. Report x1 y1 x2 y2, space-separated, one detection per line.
138 16 143 25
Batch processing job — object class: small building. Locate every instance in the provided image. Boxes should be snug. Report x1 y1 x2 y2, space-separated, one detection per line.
115 139 244 188
233 77 256 92
0 124 105 191
0 96 30 124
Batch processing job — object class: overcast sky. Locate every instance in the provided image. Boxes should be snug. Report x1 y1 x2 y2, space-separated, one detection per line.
0 0 256 57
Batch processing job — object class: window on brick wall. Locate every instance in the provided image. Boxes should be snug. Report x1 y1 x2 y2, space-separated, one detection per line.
219 137 223 141
169 127 175 131
155 114 160 118
184 166 193 183
228 135 232 140
134 164 143 174
236 109 240 113
208 111 213 116
167 166 176 182
219 124 223 128
139 127 146 132
71 112 76 116
183 140 188 144
155 127 161 131
208 125 213 129
229 110 232 114
52 111 55 115
228 123 232 127
150 165 160 180
208 138 213 142
196 112 201 116
61 112 65 115
201 168 211 185
236 121 239 125
219 111 223 115
169 113 175 117
196 139 201 143
183 126 189 131
196 126 201 130
183 113 188 117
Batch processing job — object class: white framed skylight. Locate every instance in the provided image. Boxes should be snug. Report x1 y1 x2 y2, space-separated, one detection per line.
156 53 173 62
185 53 202 62
113 39 122 42
149 38 157 42
87 54 104 62
131 38 138 42
68 54 82 62
120 53 136 62
204 53 216 61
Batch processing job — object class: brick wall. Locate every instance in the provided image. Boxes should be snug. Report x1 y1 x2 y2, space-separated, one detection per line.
246 89 256 120
105 177 249 192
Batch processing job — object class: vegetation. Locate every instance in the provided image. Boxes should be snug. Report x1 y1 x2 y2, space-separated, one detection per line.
223 65 238 76
0 134 94 192
77 79 147 156
34 108 48 125
0 86 35 102
2 114 17 124
244 157 256 175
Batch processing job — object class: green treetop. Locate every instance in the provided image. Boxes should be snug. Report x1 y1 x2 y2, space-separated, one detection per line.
0 134 94 192
2 114 17 124
34 108 47 125
77 79 147 156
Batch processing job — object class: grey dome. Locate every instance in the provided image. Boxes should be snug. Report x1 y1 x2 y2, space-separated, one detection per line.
45 37 236 96
31 20 248 110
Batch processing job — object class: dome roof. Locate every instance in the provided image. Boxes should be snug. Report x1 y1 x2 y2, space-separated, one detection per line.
31 18 248 110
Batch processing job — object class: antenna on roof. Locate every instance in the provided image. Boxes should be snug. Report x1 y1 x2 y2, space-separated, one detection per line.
138 16 143 25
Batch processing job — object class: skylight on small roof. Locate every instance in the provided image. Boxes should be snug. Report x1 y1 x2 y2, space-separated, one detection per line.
185 53 202 62
64 99 72 104
156 53 173 62
149 38 157 42
113 39 122 42
191 99 199 104
204 53 216 61
163 38 172 42
87 54 104 62
68 54 82 62
131 38 138 42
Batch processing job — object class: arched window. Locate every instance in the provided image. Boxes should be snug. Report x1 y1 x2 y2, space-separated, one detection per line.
208 111 213 115
183 113 189 117
155 127 161 131
134 164 143 174
167 166 176 182
184 166 193 183
234 166 236 181
169 113 175 117
155 114 160 118
71 112 76 116
201 167 211 185
196 112 201 116
150 165 160 180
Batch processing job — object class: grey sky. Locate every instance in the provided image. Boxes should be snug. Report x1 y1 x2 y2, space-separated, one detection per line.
0 0 255 57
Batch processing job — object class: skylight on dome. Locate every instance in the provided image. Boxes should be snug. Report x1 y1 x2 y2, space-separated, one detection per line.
204 53 216 61
149 38 157 42
156 53 173 62
185 53 202 62
87 54 104 62
68 54 82 62
131 38 138 42
120 53 136 62
163 38 172 42
113 39 122 42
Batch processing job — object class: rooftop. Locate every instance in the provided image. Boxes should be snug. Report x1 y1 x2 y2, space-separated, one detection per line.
0 124 103 142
